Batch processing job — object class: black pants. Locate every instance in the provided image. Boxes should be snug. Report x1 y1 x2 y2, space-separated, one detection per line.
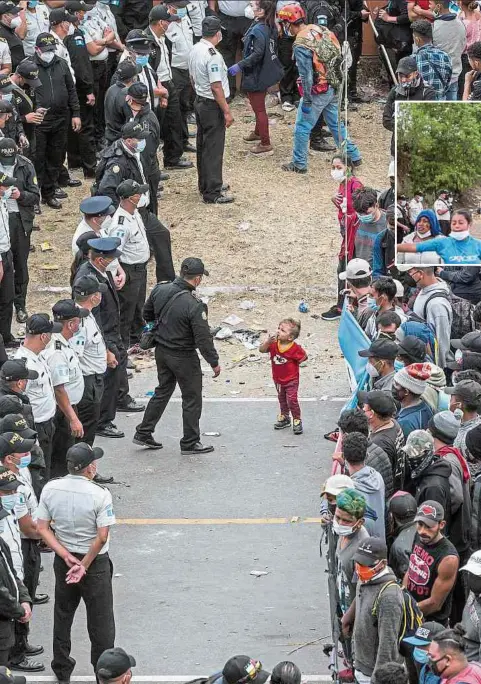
140 210 175 283
347 30 363 97
195 97 225 203
278 34 299 104
118 262 147 350
9 539 41 664
217 12 251 98
51 407 76 480
157 79 184 165
92 60 108 145
99 344 127 428
136 346 202 450
67 95 97 176
8 213 30 312
440 219 451 236
36 417 55 483
0 647 10 666
0 250 14 344
76 373 104 446
35 117 69 200
52 553 115 683
106 51 120 85
171 67 193 149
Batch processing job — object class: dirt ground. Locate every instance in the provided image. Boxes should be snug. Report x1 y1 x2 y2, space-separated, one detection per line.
26 91 391 399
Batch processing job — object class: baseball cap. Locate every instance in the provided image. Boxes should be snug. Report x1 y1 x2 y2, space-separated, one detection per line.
79 196 116 218
393 279 404 298
65 0 95 11
36 33 57 52
52 299 89 322
121 120 148 140
0 465 20 491
321 473 354 496
403 429 434 461
357 389 397 417
96 648 136 679
127 82 148 103
0 432 36 459
444 379 481 404
0 172 15 186
15 61 42 88
414 500 445 528
403 621 444 647
358 338 398 360
388 491 417 520
452 332 481 353
0 2 22 15
26 313 62 335
0 414 37 440
0 396 24 418
72 274 108 297
396 56 418 74
353 537 388 567
202 16 223 37
0 101 13 115
396 264 416 273
461 550 481 577
397 336 426 364
116 60 141 81
117 179 149 199
0 359 38 382
222 657 270 684
181 257 209 277
49 7 76 24
0 666 27 684
149 4 180 22
87 237 122 257
0 138 16 162
0 75 12 93
339 258 372 281
66 442 103 472
76 230 98 255
125 29 154 54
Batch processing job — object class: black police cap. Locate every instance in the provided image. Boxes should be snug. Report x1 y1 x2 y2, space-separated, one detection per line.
127 82 148 103
16 60 41 88
121 120 148 140
96 648 136 680
0 359 38 382
180 257 209 277
26 313 63 335
52 299 89 322
72 274 108 297
116 179 149 199
0 414 37 439
66 442 103 472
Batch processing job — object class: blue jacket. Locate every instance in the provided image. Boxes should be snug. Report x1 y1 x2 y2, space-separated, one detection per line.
239 21 283 92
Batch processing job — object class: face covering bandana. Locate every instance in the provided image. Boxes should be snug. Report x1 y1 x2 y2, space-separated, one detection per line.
19 454 31 468
451 230 470 241
39 51 55 64
416 229 431 238
428 657 447 678
409 449 435 479
135 55 149 67
355 561 383 583
244 4 255 19
413 648 429 665
136 139 146 153
332 519 356 537
331 168 345 182
366 361 380 379
467 574 481 595
359 212 374 224
1 494 17 511
10 16 22 29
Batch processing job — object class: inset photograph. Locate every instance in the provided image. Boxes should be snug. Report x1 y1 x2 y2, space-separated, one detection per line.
396 101 481 265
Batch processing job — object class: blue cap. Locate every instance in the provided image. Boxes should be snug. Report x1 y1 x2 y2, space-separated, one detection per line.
87 237 122 257
79 196 115 217
403 621 444 646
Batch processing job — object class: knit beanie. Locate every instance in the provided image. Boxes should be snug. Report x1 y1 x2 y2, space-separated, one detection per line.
428 411 461 445
466 425 481 461
394 362 432 395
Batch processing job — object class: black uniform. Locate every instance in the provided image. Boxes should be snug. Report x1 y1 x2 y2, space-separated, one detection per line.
104 80 129 143
0 537 31 666
118 0 153 37
383 82 436 155
33 53 80 201
11 85 36 160
214 10 251 99
5 154 39 315
0 23 24 71
95 140 174 282
65 27 96 177
135 277 219 450
0 102 25 147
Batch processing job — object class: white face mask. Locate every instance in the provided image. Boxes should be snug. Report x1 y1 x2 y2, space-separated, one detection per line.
366 361 380 378
67 23 75 35
332 519 356 537
416 229 431 238
137 194 148 208
331 168 345 182
244 4 255 19
451 230 470 241
10 16 22 29
39 51 55 64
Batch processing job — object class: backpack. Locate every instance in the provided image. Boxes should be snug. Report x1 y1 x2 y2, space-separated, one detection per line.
372 580 423 645
422 291 475 340
301 0 345 41
296 25 343 90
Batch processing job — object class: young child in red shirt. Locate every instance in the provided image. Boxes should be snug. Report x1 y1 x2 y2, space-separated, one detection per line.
259 318 307 434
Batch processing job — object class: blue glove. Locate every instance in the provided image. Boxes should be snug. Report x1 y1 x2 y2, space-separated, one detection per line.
228 64 241 76
301 103 311 114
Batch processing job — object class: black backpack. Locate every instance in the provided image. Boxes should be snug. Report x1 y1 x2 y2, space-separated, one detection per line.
421 291 475 340
301 0 345 41
372 580 423 645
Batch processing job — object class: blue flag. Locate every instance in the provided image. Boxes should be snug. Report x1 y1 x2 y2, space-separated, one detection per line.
338 304 371 390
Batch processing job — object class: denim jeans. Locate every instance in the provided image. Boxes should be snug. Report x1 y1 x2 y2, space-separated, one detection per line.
292 87 361 169
445 80 458 101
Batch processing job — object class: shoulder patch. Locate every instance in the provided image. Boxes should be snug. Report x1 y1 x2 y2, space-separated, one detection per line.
118 215 124 225
208 47 216 55
112 165 120 173
202 311 207 320
0 37 6 43
55 341 62 350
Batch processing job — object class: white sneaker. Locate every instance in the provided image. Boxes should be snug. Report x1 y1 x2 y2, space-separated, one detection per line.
282 102 296 112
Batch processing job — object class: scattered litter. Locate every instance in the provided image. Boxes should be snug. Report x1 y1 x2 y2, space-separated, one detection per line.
233 329 261 350
145 391 154 397
40 241 52 252
248 356 261 362
230 391 241 395
237 220 251 231
320 395 328 401
215 326 233 340
298 300 309 313
210 325 221 336
250 570 269 577
311 314 320 319
291 516 300 523
283 444 299 448
114 573 123 577
204 431 221 437
231 353 249 363
40 264 59 271
223 314 243 326
239 300 255 310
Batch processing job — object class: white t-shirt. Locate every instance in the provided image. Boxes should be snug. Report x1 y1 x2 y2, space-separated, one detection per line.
434 198 451 222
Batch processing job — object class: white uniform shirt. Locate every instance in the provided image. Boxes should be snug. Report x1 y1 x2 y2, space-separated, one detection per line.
14 347 56 423
37 475 115 554
119 51 159 108
187 1 206 37
408 198 424 226
151 31 172 83
189 38 229 99
50 30 76 81
106 205 150 265
42 333 85 406
166 15 194 70
90 1 120 53
24 4 50 56
434 198 451 223
217 0 249 16
16 467 38 541
81 15 109 61
0 36 11 66
0 195 10 253
1 496 28 579
70 312 107 376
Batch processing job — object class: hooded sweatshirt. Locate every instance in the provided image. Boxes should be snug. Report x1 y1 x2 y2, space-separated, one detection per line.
436 445 472 554
433 13 467 81
413 280 453 368
349 466 386 540
353 569 404 679
422 365 449 412
389 519 417 580
407 456 453 532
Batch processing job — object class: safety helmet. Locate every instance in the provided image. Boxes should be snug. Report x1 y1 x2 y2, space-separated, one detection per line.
277 3 306 24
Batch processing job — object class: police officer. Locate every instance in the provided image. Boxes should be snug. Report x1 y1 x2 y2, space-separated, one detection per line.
117 0 153 38
0 78 28 149
107 179 149 352
10 61 43 160
96 120 175 282
96 647 136 684
71 195 115 254
42 300 87 480
36 442 115 684
14 314 60 481
207 0 250 98
86 0 124 84
104 59 139 145
0 138 40 325
188 16 234 204
133 257 220 454
48 8 76 80
122 29 167 111
0 2 25 71
24 0 50 58
0 171 16 349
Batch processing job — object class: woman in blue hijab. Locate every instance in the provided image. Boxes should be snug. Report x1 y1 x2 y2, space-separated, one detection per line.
397 209 444 265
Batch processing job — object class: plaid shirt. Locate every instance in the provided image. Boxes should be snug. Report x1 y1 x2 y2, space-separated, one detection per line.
415 44 453 100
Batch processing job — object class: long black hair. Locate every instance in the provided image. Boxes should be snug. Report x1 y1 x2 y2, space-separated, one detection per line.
258 0 277 27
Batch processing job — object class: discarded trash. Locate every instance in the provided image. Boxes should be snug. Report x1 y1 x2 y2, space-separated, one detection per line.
231 353 249 363
114 573 123 577
291 516 300 523
230 391 241 395
239 300 255 310
223 314 243 326
204 431 221 437
215 326 233 340
248 356 261 362
298 300 309 313
233 329 261 350
40 264 59 271
283 445 299 448
40 241 52 252
311 314 320 319
250 570 268 577
145 391 154 397
238 220 251 231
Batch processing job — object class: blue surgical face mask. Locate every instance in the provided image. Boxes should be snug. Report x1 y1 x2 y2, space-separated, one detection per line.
176 7 187 17
413 648 429 665
1 494 17 511
27 0 38 7
367 296 379 311
2 94 12 103
19 454 31 468
359 212 375 224
2 187 13 199
135 55 149 67
136 139 146 152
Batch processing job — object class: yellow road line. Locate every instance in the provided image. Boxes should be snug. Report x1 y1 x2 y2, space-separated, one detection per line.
117 517 323 525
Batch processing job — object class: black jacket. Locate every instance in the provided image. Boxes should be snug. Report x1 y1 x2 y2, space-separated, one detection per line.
388 520 417 581
383 82 436 154
0 381 45 475
0 536 30 648
366 441 394 499
11 84 35 146
119 0 153 35
407 457 452 532
9 154 40 234
34 53 80 120
0 24 24 70
439 268 481 305
64 28 94 97
104 82 129 143
239 22 283 92
95 140 145 209
0 101 24 145
144 277 219 367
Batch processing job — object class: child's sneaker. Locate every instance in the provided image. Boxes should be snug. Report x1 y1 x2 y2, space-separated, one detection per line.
293 419 303 435
274 414 291 430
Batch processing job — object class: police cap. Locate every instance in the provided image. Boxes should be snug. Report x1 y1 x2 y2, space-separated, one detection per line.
79 196 115 217
66 442 103 472
121 120 148 140
87 237 122 258
0 75 12 92
76 230 99 255
26 313 63 335
0 465 20 491
65 0 95 12
202 16 222 37
0 414 37 440
36 32 57 52
0 2 21 16
96 648 136 680
125 29 154 54
0 396 24 419
116 60 141 81
127 82 148 103
0 433 36 459
52 299 90 322
49 7 76 24
169 0 189 6
149 4 180 22
16 60 42 88
0 138 16 162
0 100 13 114
0 359 38 383
0 172 16 187
117 178 149 199
72 274 108 297
180 257 209 277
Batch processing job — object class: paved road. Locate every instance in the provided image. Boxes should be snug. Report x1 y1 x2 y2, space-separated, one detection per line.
29 372 345 682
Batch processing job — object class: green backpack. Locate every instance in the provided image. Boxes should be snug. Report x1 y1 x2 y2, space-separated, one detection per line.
296 25 344 91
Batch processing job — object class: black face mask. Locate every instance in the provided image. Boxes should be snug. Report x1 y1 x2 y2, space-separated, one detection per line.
403 274 418 289
392 386 404 402
468 574 481 595
379 331 396 341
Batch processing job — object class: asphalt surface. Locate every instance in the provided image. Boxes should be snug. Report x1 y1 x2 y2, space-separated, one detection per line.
29 371 345 682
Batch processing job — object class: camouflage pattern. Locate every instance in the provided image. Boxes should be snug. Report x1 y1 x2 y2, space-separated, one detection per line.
403 430 435 460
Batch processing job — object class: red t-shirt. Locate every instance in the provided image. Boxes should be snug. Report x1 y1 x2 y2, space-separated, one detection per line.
442 663 481 683
268 341 307 385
